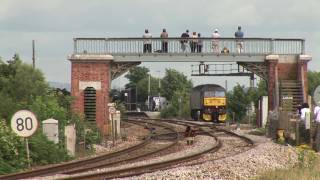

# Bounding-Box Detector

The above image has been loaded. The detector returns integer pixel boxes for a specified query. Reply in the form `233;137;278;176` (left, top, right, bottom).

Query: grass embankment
256;146;320;180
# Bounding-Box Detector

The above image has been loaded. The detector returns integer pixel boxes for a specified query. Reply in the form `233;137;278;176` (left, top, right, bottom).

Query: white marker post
109;106;116;146
11;110;38;168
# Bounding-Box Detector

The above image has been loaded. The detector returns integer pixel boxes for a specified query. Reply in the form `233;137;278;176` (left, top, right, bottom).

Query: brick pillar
298;55;312;103
266;55;279;110
69;56;113;135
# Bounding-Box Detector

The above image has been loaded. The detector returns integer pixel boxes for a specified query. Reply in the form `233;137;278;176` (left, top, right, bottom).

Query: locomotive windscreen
204;90;225;97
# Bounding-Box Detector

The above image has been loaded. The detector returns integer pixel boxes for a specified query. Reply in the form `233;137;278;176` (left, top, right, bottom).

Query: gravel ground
123;129;298;180
30;125;299;180
44;135;217;180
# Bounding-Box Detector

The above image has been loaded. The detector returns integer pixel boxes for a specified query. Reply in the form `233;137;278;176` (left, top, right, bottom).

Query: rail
73;37;305;55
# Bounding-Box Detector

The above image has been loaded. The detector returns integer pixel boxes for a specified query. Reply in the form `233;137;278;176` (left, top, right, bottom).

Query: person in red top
160;28;168;53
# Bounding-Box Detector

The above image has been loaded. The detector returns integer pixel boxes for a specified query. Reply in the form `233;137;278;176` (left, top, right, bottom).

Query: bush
0;120;27;174
29;132;71;165
161;89;190;119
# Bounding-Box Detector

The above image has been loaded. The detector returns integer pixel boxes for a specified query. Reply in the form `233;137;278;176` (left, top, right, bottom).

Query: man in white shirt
300;103;311;144
314;102;320;151
143;29;152;53
212;29;221;54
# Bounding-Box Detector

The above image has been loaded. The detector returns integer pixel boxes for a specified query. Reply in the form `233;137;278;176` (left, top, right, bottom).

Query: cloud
0;0;319;84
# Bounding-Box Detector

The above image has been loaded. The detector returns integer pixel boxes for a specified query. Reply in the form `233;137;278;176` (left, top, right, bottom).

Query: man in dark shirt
180;29;189;52
235;26;244;53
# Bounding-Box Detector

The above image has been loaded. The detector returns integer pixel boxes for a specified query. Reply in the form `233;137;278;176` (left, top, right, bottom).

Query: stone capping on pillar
68;54;114;62
265;54;279;61
79;81;102;90
299;55;312;61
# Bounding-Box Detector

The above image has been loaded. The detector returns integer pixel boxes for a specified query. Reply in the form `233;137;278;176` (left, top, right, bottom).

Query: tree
161;89;191;119
226;79;268;122
227;84;250;122
125;66;149;88
308;71;320;95
136;76;160;102
0;120;27;174
161;69;193;101
0;55;48;121
0;54;87;174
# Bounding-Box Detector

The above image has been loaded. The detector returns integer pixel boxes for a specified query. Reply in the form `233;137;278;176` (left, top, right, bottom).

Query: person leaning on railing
212;29;221;54
235;26;244;53
160;28;168;53
143;29;152;53
196;33;203;53
180;29;189;52
190;32;198;53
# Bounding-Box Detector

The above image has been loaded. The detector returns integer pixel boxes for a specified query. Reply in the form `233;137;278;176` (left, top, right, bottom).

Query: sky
0;0;319;90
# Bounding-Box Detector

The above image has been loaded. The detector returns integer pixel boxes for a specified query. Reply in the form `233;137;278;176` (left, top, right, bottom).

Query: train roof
192;84;225;92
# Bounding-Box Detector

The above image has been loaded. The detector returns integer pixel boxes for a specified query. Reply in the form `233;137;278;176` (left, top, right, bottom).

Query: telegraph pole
32;40;35;68
148;74;151;110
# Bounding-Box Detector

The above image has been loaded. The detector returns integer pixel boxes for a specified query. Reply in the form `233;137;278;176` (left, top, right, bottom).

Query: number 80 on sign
11;110;38;137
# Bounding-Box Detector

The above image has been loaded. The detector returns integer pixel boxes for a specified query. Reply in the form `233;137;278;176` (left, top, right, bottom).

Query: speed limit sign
11;110;38;137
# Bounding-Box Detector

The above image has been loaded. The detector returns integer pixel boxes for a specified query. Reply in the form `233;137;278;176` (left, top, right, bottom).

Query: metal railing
191;63;251;75
73;37;305;55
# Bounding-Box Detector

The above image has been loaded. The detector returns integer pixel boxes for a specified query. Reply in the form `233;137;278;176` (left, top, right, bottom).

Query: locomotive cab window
215;91;225;97
84;87;96;121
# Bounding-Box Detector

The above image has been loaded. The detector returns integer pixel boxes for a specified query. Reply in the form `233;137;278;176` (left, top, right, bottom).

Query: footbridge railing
73;37;305;55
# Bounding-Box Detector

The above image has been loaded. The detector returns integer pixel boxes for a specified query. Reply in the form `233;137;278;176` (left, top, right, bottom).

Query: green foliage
0;54;100;174
125;66;149;88
0;55;48;121
227;84;249;122
136;76;160;102
308;71;320;95
227;80;267;122
29;132;71;165
0;120;27;174
161;69;193;101
161;89;191;119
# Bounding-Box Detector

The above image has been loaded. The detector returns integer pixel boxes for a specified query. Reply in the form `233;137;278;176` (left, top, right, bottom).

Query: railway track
1;118;255;180
0;119;179;180
55;125;221;180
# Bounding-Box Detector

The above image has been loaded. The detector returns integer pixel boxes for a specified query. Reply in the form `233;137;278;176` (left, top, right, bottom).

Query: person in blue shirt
235;26;244;53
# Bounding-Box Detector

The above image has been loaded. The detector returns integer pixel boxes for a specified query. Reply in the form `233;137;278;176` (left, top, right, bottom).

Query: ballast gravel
123;130;298;180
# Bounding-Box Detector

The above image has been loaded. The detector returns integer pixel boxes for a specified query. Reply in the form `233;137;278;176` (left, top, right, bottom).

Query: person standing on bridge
143;29;152;53
180;29;189;52
196;33;203;53
160;28;168;53
212;29;221;54
190;32;198;53
235;26;244;53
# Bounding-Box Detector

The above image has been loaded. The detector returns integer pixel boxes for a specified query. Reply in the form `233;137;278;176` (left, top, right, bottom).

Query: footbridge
68;37;311;134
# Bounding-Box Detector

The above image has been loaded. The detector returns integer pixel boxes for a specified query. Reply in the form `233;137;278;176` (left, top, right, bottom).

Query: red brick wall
277;63;297;80
298;60;309;102
71;61;110;133
267;60;278;110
